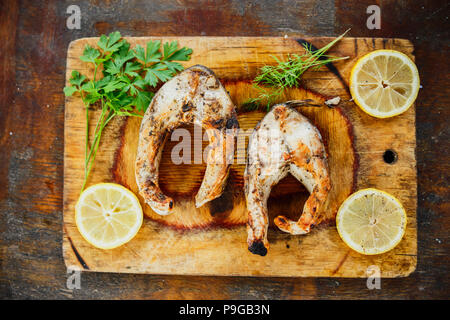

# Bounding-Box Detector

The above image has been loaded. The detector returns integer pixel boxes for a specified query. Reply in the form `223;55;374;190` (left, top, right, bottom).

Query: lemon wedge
349;50;420;118
336;188;407;255
75;183;143;249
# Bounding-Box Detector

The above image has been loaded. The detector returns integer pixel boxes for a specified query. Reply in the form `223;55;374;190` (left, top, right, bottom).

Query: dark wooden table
0;0;448;299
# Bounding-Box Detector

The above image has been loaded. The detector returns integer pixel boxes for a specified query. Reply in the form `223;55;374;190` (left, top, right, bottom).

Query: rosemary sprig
243;30;350;111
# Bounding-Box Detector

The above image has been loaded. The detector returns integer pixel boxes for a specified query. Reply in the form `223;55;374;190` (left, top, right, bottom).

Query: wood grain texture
1;0;448;299
63;36;416;277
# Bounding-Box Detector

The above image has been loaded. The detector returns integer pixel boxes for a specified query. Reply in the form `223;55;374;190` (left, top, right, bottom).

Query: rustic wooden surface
64;36;416;277
0;0;448;298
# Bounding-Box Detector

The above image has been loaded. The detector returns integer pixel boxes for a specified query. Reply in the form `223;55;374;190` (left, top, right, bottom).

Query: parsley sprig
64;31;192;190
243;30;349;111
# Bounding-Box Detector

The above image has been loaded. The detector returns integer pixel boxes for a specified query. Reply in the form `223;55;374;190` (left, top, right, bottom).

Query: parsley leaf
124;62;141;77
145;40;162;63
161;41;192;73
80;45;101;63
132;45;146;63
102;78;126;93
84;92;102;104
133;41;162;65
164;61;185;73
144;64;173;87
69;70;86;87
134;91;154;112
81;81;97;93
63;86;78;96
103;60;122;75
97;31;123;54
64;71;87;96
163;41;193;61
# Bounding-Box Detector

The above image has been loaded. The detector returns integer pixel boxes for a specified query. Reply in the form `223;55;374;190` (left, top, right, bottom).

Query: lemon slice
336;188;407;255
75;183;143;249
349;50;420;118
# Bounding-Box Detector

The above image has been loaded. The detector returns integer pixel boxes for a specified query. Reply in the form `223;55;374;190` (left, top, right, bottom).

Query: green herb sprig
243;30;349;111
64;31;192;191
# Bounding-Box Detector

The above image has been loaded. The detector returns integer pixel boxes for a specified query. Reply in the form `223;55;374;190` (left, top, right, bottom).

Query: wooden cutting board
63;36;417;277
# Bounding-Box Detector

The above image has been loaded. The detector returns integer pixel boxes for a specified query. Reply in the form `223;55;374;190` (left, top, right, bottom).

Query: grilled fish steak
245;104;331;256
135;65;238;215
